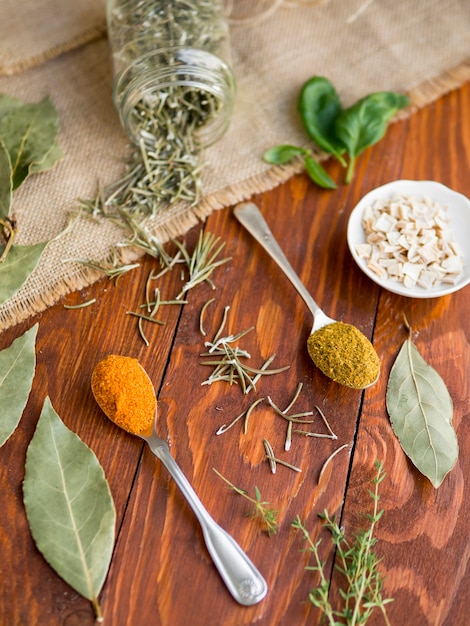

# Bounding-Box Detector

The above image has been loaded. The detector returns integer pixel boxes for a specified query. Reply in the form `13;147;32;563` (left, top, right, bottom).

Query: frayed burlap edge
0;25;107;77
0;58;469;332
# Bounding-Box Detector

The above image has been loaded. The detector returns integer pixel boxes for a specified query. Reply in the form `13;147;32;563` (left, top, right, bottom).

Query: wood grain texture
0;82;469;626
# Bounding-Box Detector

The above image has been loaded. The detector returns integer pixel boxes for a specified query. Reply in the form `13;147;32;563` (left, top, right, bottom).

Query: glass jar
106;0;237;149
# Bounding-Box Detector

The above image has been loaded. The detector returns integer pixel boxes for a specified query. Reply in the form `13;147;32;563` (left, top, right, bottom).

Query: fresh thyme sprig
292;461;393;626
213;469;280;536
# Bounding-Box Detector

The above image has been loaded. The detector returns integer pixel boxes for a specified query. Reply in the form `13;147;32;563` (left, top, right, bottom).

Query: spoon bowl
91;354;268;606
233;202;380;389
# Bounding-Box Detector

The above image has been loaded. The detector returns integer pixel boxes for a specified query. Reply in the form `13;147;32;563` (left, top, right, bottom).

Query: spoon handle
146;435;268;606
234;202;328;324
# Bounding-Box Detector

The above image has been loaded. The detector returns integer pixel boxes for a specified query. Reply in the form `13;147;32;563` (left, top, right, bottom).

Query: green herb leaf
0;323;38;447
0;242;47;305
0;94;24;118
386;338;458;488
297;76;346;163
0;96;60;189
0;139;12;220
335;91;409;183
304;153;337;189
23;397;116;619
29;140;63;176
263;144;306;165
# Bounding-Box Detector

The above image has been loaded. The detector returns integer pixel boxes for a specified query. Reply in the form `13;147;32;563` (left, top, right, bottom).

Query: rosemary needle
199;297;216;336
64;298;97;309
318;444;349;485
263;438;302;474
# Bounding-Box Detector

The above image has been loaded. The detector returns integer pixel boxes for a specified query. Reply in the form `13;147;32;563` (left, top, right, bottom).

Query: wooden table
1;81;469;626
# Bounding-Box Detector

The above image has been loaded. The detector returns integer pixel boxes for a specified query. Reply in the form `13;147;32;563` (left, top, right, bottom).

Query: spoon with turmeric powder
91;354;268;606
234;202;380;389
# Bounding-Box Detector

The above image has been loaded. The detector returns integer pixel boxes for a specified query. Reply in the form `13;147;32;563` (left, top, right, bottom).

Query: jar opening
113;47;236;148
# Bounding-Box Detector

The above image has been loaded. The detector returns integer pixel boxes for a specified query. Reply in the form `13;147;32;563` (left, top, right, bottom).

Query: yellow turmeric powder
91;354;156;435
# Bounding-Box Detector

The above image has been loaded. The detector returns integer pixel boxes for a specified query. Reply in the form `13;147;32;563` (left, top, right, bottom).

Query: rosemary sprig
173;230;231;299
200;306;289;393
292;461;393;626
213;469;280;536
64;257;141;281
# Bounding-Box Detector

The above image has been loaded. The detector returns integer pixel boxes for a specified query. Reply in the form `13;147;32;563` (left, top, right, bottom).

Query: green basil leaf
335;92;409;182
386;338;458;488
0;242;48;306
297;76;345;162
0;96;60;189
263;144;306;165
0;139;12;220
304;153;337;189
23;397;116;616
0;323;38;447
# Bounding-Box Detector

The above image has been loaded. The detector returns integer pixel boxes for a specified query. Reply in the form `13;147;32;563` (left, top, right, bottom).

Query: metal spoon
233;202;380;389
140;419;268;605
91;357;268;607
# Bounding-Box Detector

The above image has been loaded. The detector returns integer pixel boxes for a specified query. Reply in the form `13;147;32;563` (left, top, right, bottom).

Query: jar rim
113;47;237;147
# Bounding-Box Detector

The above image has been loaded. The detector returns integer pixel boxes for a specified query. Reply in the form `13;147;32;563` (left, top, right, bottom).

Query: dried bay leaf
0;241;48;305
29;140;64;176
0;94;24;118
0;323;38;446
23;397;116;619
0;96;61;189
0;139;12;220
386;338;458;488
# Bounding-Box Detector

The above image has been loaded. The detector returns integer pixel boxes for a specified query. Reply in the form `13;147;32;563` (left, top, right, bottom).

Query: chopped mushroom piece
356;193;463;290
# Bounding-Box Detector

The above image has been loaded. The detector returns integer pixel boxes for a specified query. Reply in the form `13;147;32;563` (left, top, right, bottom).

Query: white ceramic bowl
347;180;470;298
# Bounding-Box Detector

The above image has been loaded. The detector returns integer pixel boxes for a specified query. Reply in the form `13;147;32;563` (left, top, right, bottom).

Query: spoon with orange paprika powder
91;354;267;606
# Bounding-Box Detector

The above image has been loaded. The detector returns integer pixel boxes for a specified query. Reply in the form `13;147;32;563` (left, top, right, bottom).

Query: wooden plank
0;81;468;625
335;83;470;626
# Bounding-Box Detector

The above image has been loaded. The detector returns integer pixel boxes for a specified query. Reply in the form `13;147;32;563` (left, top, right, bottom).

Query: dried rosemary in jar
307;322;380;389
106;0;236;208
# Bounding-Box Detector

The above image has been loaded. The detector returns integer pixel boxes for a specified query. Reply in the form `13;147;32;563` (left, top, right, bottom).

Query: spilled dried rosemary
107;0;234;210
200;305;289;393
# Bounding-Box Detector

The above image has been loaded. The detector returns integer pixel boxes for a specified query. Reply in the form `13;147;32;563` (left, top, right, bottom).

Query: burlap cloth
0;0;469;331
